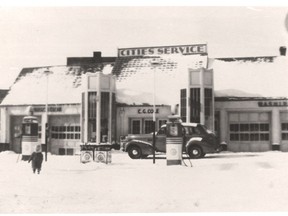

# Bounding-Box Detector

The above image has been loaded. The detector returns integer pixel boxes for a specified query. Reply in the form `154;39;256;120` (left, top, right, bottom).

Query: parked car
121;122;221;159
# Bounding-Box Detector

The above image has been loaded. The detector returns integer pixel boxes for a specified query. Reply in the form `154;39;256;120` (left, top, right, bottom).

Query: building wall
1;104;81;154
116;105;172;140
215;99;288;152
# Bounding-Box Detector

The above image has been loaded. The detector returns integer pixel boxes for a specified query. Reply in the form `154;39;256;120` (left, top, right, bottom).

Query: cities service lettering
118;44;207;57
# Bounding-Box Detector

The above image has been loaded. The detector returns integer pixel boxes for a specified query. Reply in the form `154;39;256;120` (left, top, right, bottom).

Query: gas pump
21;116;39;161
166;115;183;165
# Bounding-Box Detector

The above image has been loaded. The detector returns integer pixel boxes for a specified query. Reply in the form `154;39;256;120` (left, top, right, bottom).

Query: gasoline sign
169;125;179;137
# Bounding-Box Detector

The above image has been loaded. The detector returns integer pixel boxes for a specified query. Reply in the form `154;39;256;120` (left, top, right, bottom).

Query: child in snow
28;145;44;174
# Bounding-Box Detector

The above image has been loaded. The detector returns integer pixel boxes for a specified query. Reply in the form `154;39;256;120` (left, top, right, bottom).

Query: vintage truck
121;122;221;159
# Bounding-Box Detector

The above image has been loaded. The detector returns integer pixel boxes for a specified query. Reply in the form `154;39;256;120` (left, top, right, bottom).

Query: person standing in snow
28;145;44;174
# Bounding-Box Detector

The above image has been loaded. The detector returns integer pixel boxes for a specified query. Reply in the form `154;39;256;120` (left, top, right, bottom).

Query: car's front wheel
188;145;203;159
128;145;142;159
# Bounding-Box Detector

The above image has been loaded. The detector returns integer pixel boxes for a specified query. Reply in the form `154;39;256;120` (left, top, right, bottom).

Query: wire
182;153;193;167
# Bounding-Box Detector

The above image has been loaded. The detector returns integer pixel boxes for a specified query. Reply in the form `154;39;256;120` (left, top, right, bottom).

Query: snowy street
1;150;288;213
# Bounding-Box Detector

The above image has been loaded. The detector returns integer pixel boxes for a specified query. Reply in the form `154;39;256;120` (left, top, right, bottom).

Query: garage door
49;115;81;155
228;112;270;152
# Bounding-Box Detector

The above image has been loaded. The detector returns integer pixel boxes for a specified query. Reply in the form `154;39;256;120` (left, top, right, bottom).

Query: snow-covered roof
113;54;208;106
3;51;287;107
113;53;288;105
1;64;113;106
212;55;288;98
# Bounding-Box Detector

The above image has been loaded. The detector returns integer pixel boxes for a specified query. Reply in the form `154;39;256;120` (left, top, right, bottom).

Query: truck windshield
200;125;213;134
157;127;166;135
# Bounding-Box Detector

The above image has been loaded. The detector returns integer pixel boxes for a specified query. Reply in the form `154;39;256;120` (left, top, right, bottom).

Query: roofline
118;43;207;50
214;56;276;62
0;103;80;107
116;103;171;107
215;97;288;102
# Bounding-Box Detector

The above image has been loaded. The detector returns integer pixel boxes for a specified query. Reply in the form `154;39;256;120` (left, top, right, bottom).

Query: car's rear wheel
128;146;142;159
188;145;203;159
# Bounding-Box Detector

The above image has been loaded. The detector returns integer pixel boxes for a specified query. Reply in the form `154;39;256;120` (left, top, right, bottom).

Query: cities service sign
118;44;207;57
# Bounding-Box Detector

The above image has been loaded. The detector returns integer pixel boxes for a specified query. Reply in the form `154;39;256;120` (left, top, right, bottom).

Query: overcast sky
0;5;288;88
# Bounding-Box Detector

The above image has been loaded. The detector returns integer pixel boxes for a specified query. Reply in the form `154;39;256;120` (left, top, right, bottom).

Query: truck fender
185;137;209;153
126;140;154;155
186;137;202;147
185;139;202;152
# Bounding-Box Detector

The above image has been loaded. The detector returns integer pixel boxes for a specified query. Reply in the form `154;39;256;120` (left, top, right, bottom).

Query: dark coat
28;152;43;170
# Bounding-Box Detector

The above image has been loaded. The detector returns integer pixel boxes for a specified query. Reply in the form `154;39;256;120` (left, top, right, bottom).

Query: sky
0;3;288;88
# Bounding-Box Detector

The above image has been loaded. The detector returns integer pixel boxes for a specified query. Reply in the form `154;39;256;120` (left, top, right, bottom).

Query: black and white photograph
1;0;288;214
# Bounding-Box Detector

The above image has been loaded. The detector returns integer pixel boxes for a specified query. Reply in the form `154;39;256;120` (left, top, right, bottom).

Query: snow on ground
1;150;288;213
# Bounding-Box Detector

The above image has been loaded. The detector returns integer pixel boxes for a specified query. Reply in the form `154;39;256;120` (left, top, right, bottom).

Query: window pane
230;133;239;141
240;133;249;141
282;133;288;140
250;124;259;131
158;127;166;135
132;120;141;134
260;124;269;131
240;124;249;132
230;124;239;132
67;126;74;132
59;126;66;132
144;120;154;134
250;133;259;141
159;120;167;127
260;133;269;141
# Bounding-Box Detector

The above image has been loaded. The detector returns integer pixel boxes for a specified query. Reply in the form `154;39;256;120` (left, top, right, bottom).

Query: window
194;126;205;135
204;88;213;117
38;125;42;139
131;120;141;134
281;123;288;140
157;127;166;135
88;92;97;118
230;124;239;132
51;125;81;140
230;123;269;141
180;89;187;122
184;127;190;135
190;88;200;123
158;120;167;128
144;120;154;134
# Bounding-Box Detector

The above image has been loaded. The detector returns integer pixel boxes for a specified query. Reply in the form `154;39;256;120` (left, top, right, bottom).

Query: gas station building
1;44;288;155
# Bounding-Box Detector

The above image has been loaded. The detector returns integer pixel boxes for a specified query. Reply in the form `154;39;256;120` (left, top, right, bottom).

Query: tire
128;146;142;159
188;145;203;159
